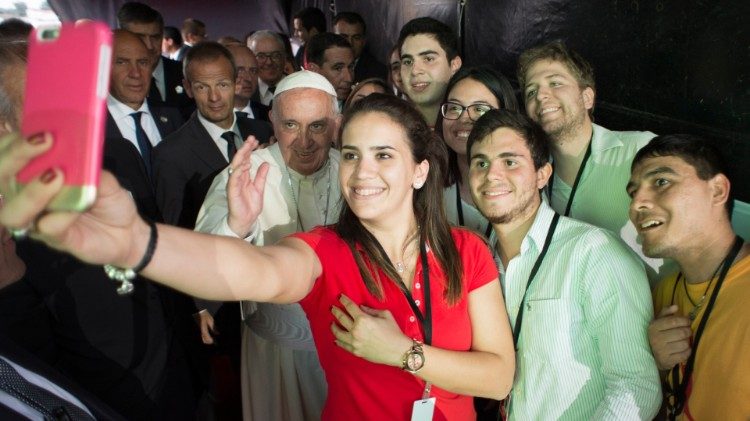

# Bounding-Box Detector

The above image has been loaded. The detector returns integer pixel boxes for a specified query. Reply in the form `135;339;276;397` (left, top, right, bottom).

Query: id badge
411;397;436;421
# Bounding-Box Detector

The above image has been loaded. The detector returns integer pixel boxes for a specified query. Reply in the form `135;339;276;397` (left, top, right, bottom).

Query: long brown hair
335;93;463;304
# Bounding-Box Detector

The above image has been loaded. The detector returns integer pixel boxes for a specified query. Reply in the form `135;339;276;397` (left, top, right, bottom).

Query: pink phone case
19;21;112;210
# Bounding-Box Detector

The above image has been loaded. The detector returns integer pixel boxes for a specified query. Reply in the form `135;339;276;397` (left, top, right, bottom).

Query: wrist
227;216;253;239
124;218;154;267
400;338;426;373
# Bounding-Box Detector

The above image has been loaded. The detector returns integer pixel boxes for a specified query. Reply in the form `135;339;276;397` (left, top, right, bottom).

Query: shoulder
161;56;183;74
291;226;345;255
238;117;273;141
156;115;199;149
558;216;641;265
596;124;656;150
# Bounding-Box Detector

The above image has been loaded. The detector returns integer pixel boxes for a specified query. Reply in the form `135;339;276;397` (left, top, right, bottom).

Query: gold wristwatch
401;339;425;373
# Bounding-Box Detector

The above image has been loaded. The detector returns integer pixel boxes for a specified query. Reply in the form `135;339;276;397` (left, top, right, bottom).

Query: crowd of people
0;2;748;421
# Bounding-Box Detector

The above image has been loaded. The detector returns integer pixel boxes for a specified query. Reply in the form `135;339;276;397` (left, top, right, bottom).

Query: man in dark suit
227;44;270;122
0;37;198;420
334;12;388;82
292;7;326;69
117;2;196;120
0;334;127;421
106;30;184;178
153;42;272;229
247;30;287;106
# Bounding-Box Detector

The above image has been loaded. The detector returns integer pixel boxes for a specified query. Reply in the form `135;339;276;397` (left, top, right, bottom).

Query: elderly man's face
249;37;285;86
228;45;259;103
110;33;152;110
271;88;339;175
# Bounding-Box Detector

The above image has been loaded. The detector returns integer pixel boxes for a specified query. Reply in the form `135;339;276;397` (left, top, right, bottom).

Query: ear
412;159;430;189
581;86;595;111
307;62;320;72
183;78;194;99
536;162;553;190
330;114;343;146
709;173;731;209
449;55;462;75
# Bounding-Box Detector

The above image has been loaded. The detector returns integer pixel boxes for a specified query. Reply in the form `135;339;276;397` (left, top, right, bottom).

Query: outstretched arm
0;132;319;303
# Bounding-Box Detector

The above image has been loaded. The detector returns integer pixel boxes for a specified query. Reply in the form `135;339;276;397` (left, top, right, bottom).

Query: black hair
632;134;734;215
117;2;164;30
293;7;327;33
163;26;182;46
333;12;366;35
397;17;458;61
467;109;550;170
304;32;351;67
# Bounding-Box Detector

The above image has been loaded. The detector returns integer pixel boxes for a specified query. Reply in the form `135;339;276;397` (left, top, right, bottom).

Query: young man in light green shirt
468;109;661;420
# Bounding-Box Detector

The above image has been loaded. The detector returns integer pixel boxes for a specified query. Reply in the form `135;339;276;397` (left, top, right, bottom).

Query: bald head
226;44;258;106
110;29;152;110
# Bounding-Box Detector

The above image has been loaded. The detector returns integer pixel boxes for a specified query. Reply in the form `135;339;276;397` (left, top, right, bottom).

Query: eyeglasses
255;52;284;62
440;102;494;121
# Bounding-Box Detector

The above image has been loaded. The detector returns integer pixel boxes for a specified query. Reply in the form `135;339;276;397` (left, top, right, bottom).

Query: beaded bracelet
103;220;158;295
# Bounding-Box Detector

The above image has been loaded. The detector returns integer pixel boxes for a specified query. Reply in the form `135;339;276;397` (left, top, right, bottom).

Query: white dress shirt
490;200;661;420
196;112;241;162
106;95;163;154
256;79;275;106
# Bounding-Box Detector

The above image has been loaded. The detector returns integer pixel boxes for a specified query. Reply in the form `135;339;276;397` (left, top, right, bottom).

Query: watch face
407;352;424;371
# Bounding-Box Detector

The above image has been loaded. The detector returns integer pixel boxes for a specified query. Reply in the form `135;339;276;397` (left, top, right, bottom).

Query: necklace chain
284;161;332;232
681;255;729;321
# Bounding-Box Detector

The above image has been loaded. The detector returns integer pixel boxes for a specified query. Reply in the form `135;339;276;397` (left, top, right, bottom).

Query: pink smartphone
18;21;112;211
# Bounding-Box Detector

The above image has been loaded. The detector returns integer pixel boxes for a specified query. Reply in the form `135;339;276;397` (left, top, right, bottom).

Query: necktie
268;85;276;95
0;357;95;420
221;131;237;162
130;112;153;178
235;111;249;119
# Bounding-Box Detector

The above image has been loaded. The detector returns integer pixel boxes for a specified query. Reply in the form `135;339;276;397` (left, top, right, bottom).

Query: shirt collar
591;123;623;153
489;199;556;270
197;111;239;140
106;94;151;120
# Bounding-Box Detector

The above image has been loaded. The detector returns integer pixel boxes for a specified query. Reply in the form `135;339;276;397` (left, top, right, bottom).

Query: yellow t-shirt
653;254;750;420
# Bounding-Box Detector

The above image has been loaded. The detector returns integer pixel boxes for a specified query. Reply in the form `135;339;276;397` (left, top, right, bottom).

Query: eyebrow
401;49;440;60
470;151;523;160
625;166;678;192
340;145;397;151
524;73;567;89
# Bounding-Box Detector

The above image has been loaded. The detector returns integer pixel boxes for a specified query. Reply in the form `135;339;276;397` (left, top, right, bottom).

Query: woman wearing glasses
437;67;518;236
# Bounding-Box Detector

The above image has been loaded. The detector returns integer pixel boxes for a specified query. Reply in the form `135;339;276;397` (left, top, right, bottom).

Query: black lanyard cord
667;236;744;420
511;213;561;350
548;136;593;217
393;242;432;346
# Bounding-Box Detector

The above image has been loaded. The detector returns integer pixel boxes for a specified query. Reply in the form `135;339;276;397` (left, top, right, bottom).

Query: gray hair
246;30;285;54
0;41;27;128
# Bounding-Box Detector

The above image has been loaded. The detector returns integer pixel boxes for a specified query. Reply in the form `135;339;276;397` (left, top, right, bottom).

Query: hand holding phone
18;21;112;211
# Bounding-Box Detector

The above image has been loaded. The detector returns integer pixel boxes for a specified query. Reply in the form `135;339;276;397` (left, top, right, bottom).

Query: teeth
412;82;428;88
640;220;662;229
540;107;559;115
354;188;383;196
483;190;510;197
456;131;471;138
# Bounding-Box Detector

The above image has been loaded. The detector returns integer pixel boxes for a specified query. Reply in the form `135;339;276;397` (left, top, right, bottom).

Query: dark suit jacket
0;335;127;421
354;48;388;82
152;113;273;228
105;102;184;143
7;137;197;420
149;57;196;120
250;100;271;122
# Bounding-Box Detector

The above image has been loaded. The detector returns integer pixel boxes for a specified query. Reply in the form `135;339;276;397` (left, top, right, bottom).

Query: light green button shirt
547;124;678;284
491;200;661;420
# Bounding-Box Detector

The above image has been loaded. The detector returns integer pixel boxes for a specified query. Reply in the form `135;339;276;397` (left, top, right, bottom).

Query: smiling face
185;57;236;129
522;59;593;141
442;77;500;157
627;155;727;259
400;34;461;111
272;88;338;175
249;36;285;86
469;127;550;226
339;111;429;226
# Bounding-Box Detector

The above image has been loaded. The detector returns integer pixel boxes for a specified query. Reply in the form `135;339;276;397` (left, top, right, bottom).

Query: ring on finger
228;167;234;175
9;226;29;239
